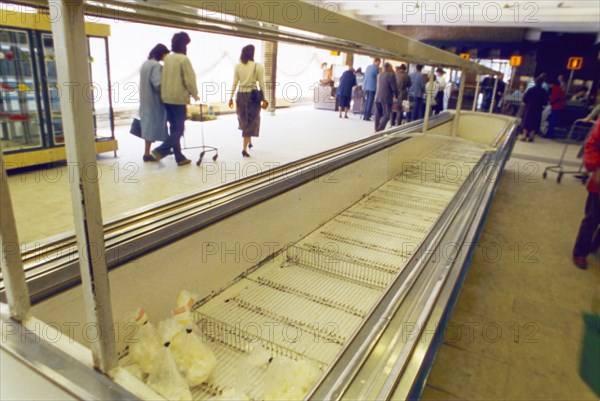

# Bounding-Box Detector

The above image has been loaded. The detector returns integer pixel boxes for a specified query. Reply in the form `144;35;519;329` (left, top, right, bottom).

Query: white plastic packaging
147;346;193;401
172;290;199;328
159;318;185;344
127;309;162;374
263;358;321;401
176;290;199;310
235;344;271;390
171;329;217;386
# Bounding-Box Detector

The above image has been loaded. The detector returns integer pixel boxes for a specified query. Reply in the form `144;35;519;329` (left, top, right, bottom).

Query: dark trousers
374;102;393;132
391;106;403;126
363;91;376;120
574;192;600;257
434;91;444;114
409;96;424;122
546;109;562;138
154;104;187;162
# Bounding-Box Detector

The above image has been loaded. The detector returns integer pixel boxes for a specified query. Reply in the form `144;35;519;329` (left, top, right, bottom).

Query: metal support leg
49;0;117;373
451;69;466;138
423;68;435;133
472;77;480;112
263;40;278;115
0;151;31;321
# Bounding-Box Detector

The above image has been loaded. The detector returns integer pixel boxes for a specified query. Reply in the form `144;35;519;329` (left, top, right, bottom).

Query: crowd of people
518;72;597;142
512;73;599;270
137;32;268;165
331;58;452;132
138;38;597;162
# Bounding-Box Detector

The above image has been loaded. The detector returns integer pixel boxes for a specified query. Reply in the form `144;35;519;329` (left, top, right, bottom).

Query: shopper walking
139;44;170;162
408;64;426;121
336;67;357;119
425;75;439;117
480;75;494;112
573;118;600;270
392;64;411;126
520;76;548;142
229;44;268;157
152;32;199;166
434;68;447;114
362;58;381;121
546;78;567;138
373;63;398;132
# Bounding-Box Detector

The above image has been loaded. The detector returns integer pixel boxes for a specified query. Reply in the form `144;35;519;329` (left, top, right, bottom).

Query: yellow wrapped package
171;329;217;387
147;345;193;401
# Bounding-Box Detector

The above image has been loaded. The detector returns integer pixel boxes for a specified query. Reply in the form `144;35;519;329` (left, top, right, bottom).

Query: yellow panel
0;9;110;36
509;55;522;67
567;57;584;71
4;140;118;169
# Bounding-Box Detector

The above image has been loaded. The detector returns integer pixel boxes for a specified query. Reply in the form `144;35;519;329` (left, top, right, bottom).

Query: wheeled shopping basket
543;119;595;184
183;104;219;166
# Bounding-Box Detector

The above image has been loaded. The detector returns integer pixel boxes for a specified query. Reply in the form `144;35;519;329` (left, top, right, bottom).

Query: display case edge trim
0;10;111;37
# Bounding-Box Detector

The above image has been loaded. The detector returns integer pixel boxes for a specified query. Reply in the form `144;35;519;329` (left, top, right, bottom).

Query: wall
534;32;600;87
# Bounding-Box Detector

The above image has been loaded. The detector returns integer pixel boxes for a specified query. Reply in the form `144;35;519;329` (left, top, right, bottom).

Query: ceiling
334;1;600;33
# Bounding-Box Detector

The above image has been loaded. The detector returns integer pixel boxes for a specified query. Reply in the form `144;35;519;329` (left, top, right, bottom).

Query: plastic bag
176;290;199;310
127;309;162;374
125;307;148;326
171;329;217;386
263;358;321;401
159;317;185;344
147;346;192;401
243;344;271;368
172;290;199;329
235;344;271;390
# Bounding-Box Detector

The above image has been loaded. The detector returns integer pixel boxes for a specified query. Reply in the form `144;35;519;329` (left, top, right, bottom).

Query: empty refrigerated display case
2;111;518;400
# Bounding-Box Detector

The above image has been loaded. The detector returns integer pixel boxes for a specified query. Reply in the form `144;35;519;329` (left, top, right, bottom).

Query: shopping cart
543;119;595;184
184;104;218;166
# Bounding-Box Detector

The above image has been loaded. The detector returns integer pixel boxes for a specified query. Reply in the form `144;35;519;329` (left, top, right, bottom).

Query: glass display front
40;33;63;144
88;36;113;139
0;28;43;151
1;26;113;155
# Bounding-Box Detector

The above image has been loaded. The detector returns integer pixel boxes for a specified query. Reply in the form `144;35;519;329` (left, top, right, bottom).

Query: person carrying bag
229;44;269;158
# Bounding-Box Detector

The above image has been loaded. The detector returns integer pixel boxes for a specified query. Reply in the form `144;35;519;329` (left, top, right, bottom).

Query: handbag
130;118;142;137
249;63;264;103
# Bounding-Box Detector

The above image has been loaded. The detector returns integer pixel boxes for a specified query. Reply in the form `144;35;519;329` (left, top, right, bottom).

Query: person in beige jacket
152;32;199;166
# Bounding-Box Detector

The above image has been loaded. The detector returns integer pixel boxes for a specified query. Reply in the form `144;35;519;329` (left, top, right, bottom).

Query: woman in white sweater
229;45;269;157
